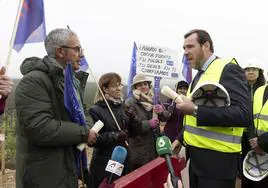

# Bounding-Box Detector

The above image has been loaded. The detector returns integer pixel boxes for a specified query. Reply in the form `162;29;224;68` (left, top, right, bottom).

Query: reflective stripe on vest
185;125;241;144
184;58;243;153
253;84;268;136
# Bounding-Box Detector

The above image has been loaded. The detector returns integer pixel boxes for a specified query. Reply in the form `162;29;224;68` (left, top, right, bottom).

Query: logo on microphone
105;160;124;176
158;137;166;148
156;136;172;156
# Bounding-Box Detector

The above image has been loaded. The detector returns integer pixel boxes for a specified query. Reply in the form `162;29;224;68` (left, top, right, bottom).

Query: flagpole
5;0;24;71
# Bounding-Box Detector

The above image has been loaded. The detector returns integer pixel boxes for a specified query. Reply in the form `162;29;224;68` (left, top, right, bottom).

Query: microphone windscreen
111;146;127;164
156;136;172;156
161;86;183;103
91;120;104;133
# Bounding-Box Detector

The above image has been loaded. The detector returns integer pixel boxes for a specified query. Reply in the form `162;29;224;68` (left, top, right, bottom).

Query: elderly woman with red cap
125;73;169;170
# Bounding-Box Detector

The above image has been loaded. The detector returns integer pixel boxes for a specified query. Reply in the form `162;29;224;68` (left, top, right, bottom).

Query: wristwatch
192;105;198;117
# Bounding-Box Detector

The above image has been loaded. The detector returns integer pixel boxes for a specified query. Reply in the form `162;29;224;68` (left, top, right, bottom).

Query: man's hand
163;173;183;188
249;137;265;155
0;67;13;99
172;139;182;158
87;129;98;146
176;98;195;115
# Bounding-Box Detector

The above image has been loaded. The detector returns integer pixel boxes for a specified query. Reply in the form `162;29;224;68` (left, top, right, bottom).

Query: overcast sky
0;0;268;83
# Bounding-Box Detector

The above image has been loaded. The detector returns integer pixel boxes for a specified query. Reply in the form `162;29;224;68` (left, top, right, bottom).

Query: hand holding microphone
161;86;184;104
156;136;180;188
77;120;104;151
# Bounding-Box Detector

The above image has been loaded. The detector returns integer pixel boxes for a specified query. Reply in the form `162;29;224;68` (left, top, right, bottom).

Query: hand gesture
148;118;159;129
153;104;164;114
87;129;98;146
0;67;13;99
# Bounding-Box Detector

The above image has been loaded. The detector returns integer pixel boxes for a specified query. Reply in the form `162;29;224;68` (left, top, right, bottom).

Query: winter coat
124;97;168;169
88;100;140;188
163;100;185;142
15;56;90;188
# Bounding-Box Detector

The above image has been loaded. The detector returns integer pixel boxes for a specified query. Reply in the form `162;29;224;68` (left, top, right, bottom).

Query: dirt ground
0;147;93;188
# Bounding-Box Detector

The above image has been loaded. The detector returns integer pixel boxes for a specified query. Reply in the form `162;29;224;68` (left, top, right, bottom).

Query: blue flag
13;0;46;52
77;57;89;72
127;42;137;98
64;63;87;176
182;55;192;83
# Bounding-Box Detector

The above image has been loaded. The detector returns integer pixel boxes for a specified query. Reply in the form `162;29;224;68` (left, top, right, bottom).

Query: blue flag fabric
64;63;87;176
77;57;89;72
127;42;137;98
182;55;192;83
13;0;46;52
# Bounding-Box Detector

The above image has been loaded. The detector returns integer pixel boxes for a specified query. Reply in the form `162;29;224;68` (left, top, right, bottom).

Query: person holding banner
125;73;169;170
88;72;142;188
15;28;98;188
173;29;251;188
0;66;13;114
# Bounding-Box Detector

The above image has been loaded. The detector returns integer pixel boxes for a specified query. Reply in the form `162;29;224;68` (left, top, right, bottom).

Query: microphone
77;120;104;151
156;136;179;188
161;86;183;103
105;146;128;184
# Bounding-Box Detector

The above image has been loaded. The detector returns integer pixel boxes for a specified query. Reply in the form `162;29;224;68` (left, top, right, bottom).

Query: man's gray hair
44;28;77;56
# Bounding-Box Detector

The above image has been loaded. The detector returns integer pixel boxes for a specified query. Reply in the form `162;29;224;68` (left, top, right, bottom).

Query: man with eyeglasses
15;28;98;188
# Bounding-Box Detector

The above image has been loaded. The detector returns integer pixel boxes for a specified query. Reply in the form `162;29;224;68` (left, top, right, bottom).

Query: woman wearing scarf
125;74;169;170
88;72;141;188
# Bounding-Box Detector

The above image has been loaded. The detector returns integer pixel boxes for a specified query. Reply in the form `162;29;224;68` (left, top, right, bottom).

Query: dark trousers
242;176;268;188
189;162;236;188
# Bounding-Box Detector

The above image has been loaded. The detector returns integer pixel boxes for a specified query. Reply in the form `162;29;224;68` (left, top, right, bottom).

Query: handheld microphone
77;120;104;151
156;136;179;188
105;146;128;184
161;86;183;103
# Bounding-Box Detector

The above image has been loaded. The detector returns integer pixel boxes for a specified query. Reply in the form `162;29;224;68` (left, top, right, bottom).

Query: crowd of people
0;27;266;188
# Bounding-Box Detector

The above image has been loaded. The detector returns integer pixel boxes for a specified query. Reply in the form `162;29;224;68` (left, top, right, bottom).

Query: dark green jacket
15;56;89;188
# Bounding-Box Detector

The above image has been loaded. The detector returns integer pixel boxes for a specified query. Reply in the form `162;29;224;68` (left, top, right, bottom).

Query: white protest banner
136;43;179;79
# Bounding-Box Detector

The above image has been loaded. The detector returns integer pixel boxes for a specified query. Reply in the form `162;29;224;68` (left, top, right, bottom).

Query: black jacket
88;100;141;188
15;56;89;188
189;60;252;179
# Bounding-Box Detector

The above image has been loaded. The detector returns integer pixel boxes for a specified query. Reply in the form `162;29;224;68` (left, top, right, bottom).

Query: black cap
176;81;189;89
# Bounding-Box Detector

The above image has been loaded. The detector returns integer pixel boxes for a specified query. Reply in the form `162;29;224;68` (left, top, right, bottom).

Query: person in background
88;72;141;188
246;83;268;187
241;59;266;188
173;29;251;188
15;28;98;188
244;59;266;99
164;80;189;142
125;73;169;170
0;66;13;115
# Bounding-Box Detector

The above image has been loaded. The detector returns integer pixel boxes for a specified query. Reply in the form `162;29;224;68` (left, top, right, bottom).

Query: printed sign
136;43;179;79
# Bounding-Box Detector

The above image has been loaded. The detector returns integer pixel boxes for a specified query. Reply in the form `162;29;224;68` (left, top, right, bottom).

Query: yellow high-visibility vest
184;58;244;153
253;84;268;136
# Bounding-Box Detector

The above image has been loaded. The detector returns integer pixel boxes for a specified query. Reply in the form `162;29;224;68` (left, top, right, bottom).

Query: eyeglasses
60;46;84;54
109;83;124;89
245;68;259;72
